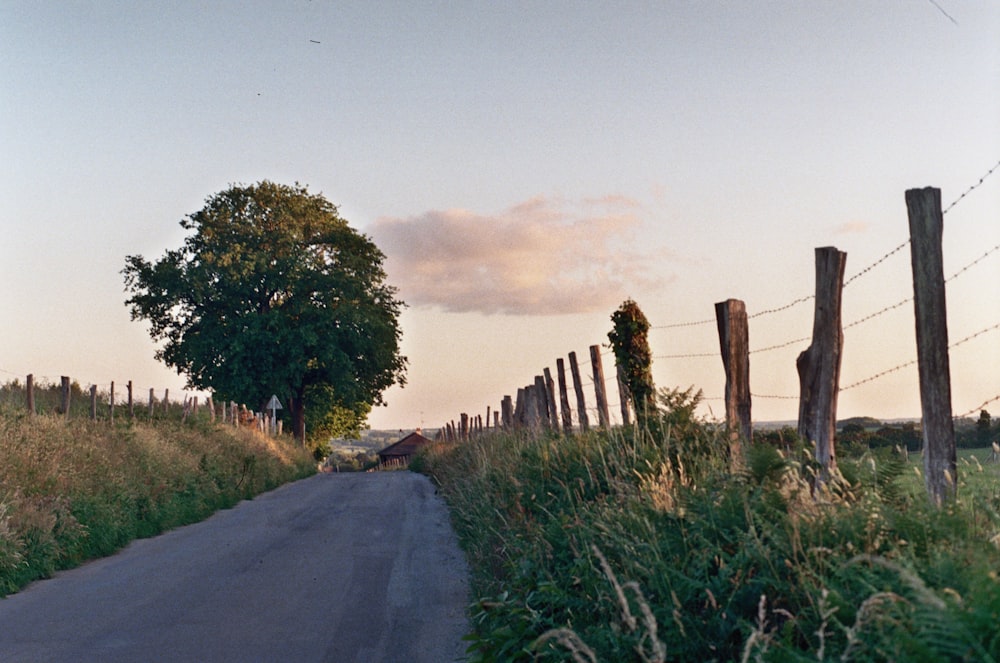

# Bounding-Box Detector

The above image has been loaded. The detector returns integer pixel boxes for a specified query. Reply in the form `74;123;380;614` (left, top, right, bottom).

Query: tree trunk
289;391;307;444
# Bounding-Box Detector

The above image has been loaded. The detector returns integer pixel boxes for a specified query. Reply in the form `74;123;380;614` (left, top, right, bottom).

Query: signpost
266;395;283;436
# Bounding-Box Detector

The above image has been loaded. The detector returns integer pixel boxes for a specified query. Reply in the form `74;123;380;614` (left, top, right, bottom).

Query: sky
2;2;998;432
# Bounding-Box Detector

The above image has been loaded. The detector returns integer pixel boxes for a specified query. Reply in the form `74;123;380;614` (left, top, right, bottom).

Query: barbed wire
750;336;811;354
651;159;999;331
842;321;1000;392
843;240;909;288
751;393;799;401
651;318;715;330
942;158;1000;215
947;242;1000;282
956;395;1000;419
844;297;911;331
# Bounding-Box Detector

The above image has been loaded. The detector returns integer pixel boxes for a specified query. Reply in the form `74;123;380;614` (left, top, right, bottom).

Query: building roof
377;431;433;458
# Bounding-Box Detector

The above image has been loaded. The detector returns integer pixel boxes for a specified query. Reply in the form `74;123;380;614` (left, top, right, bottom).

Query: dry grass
0;409;315;596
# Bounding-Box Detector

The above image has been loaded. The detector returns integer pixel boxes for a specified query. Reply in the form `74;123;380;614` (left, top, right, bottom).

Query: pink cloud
370;196;666;315
833;220;871;235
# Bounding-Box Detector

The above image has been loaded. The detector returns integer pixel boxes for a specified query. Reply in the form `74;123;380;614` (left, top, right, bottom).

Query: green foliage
608;299;656;421
122;181;407;439
419;389;1000;662
0;408;315;597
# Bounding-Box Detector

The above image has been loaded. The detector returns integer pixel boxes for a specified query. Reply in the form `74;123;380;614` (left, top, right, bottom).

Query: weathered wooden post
569;351;590;431
501;395;513;428
149;387;155;418
109;381;115;423
527;378;541;429
543;368;559;430
163;388;170;414
796;247;847;479
26;374;35;416
460;413;469;440
907;187;957;506
127;381;134;419
716;298;751;464
530;377;543;428
590;345;610;428
90;385;98;421
60;376;71;420
556;358;573;433
513;388;525;428
615;363;632;427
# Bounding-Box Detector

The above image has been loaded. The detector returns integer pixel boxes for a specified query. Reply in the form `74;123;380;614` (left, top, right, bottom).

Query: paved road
0;472;470;662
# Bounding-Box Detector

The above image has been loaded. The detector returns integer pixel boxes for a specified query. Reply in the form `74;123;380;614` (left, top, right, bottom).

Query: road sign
266;395;283;411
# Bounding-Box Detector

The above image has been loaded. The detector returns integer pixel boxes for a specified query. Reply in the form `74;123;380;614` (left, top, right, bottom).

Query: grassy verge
0;408;315;597
417;392;1000;662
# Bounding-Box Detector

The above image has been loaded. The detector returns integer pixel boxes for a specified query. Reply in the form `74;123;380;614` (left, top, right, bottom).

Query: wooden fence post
460;413;469;440
569;351;590;431
110;381;115;424
163;388;169;414
556;358;573;433
543;368;559;430
527;383;539;429
90;385;98;421
532;375;551;429
60;376;71;420
716;298;751;464
127;381;134;419
590;345;610;428
907;186;957;506
519;387;528;428
149;387;155;417
501;395;513;428
796;247;847;480
615;363;632;427
26;374;35;416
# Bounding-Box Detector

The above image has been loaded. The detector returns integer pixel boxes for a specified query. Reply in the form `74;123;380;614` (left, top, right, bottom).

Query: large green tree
123;181;407;442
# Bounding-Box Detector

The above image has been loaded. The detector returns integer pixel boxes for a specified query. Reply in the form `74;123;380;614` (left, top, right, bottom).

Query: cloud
833;220;870;235
369;195;666;315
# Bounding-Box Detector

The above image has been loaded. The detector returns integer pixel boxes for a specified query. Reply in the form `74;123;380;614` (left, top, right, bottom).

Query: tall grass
417;389;1000;662
0;400;315;597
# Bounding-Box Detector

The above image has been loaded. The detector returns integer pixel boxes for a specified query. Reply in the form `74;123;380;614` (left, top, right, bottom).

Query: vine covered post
608;299;656;426
796;247;847;481
906;186;956;506
715;298;751;465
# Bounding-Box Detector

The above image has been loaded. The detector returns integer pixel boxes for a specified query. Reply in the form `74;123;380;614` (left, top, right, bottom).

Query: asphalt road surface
0;472;470;663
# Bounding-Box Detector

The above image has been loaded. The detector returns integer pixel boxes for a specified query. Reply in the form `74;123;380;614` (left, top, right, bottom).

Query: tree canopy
123;181;407;442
